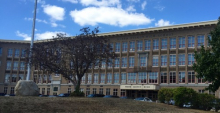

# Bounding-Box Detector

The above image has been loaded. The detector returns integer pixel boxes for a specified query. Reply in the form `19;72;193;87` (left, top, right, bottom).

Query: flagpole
26;0;37;80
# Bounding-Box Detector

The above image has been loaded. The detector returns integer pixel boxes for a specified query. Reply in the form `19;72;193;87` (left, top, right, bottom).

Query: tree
193;17;220;92
27;27;115;93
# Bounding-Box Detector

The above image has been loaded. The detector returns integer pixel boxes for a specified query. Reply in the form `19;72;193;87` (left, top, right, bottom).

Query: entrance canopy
120;85;159;90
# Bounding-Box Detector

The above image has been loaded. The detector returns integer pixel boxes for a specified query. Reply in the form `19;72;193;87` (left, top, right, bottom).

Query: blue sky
0;0;220;40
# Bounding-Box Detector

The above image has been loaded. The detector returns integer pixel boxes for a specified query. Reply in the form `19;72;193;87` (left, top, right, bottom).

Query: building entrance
126;90;158;101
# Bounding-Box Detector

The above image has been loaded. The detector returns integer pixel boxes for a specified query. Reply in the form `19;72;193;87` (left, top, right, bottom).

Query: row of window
111;35;209;52
4;74;24;83
81;71;205;84
6;61;25;70
83;88;124;96
6;49;26;57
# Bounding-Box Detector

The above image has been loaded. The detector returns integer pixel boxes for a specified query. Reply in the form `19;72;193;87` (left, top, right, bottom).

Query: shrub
194;93;215;110
70;91;85;97
173;87;197;107
158;88;174;103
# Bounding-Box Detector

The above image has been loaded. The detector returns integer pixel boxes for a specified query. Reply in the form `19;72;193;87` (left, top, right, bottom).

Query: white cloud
126;5;136;12
70;7;153;27
16;31;31;40
80;0;121;7
42;5;65;21
141;1;147;10
154;5;165;11
127;0;139;2
155;19;172;27
62;0;78;4
16;31;69;40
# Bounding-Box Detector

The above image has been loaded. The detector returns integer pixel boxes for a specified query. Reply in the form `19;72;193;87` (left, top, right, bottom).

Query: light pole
26;0;37;80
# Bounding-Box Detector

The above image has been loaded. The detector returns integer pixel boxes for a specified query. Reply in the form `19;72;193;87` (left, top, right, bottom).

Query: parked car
87;94;105;97
183;102;192;108
0;93;6;96
120;96;128;99
57;93;70;97
103;95;119;98
39;95;49;97
169;99;175;105
48;95;57;97
134;97;152;102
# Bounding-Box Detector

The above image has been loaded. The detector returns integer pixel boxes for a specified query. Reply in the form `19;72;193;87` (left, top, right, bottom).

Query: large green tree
27;27;115;93
193;17;220;92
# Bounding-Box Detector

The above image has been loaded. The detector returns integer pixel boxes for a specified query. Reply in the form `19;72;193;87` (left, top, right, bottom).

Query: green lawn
0;96;212;113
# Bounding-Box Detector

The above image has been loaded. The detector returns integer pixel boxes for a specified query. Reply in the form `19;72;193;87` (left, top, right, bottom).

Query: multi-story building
0;20;218;100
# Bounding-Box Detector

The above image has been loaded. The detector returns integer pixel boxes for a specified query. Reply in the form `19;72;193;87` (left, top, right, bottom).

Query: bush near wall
70;91;85;97
158;88;174;103
194;93;215;110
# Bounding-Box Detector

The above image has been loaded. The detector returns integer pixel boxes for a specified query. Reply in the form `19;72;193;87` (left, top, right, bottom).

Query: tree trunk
74;79;81;92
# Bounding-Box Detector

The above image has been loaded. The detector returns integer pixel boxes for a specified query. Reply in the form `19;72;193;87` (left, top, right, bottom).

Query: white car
134;97;153;102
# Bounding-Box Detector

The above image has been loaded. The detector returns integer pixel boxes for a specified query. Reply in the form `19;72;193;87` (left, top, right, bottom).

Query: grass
0;96;212;113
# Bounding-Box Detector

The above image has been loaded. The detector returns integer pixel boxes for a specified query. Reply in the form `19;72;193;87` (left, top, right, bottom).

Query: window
129;57;134;67
19;74;24;80
53;87;58;91
199;90;205;94
137;40;143;51
86;88;90;96
5;74;10;83
7;49;13;57
114;58;120;68
188;71;195;83
197;35;204;47
179;72;185;83
13;61;18;70
170;38;176;48
43;75;47;83
93;88;96;94
178;54;185;65
100;73;105;83
208;35;212;46
81;88;84;92
42;88;45;95
170;55;176;66
140;56;146;66
128;73;136;83
106;88;110;95
209;90;215;96
101;61;106;68
0;47;2;56
47;88;50;95
107;73;112;83
145;40;151;50
113;89;118;96
160;72;167;83
188;53;195;65
99;88;103;94
55;73;60;77
115;43;120;52
198;77;206;83
188;36;195;47
138;72;147;83
122;42;128;52
153;56;158;66
67;88;71;94
130;41;135;51
4;87;7;94
114;73;119;83
48;75;51;83
12;75;16;82
153;39;159;50
161;39;167;49
10;87;14;94
149;72;158;83
14;49;20;57
121;57;127;67
20;62;25;70
93;73;98;83
6;61;11;70
121;89;126;97
68;75;73;84
21;49;26;57
179;37;185;48
108;59;113;68
161;55;167;66
169;72;176;83
88;74;92;83
38;75;42;83
121;73;126;83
